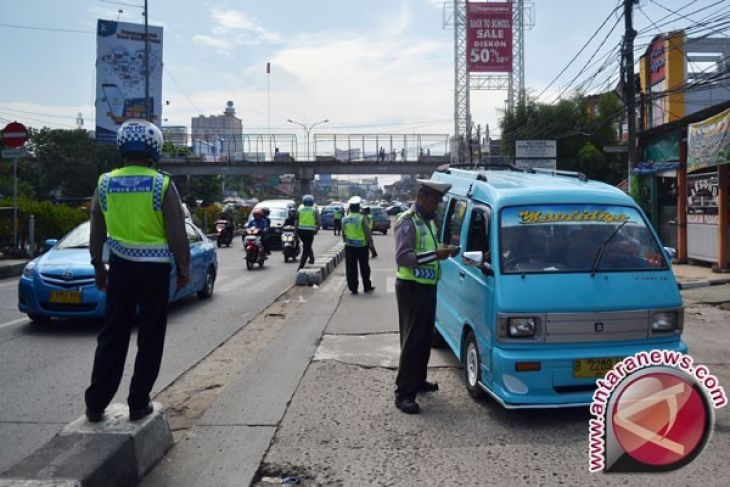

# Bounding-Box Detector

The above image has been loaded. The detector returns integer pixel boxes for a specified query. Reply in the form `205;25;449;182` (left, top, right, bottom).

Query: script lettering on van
517;210;630;225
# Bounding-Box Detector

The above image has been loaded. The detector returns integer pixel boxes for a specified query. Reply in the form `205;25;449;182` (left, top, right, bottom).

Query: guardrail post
28;214;35;258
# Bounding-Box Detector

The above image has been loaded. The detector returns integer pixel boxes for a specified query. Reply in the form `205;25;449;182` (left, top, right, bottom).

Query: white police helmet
117;119;164;162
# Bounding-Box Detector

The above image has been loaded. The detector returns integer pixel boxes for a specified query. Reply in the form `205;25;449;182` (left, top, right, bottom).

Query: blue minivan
430;166;686;408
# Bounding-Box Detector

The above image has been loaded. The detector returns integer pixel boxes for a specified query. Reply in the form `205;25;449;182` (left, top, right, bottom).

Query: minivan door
435;197;469;349
459;204;496;379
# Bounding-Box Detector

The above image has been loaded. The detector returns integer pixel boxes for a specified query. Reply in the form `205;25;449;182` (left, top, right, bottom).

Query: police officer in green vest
85;119;190;423
342;196;375;294
333;206;343;236
393;179;457;414
296;194;320;270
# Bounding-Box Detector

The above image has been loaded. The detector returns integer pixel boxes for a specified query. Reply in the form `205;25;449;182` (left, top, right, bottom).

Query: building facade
191;101;243;161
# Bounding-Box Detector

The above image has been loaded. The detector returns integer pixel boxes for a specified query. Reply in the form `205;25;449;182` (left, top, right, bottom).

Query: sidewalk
0;259;27;280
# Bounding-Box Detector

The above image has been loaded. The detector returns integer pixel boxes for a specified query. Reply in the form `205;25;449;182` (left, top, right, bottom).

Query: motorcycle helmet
262;207;270;217
252;208;264;219
302;194;315;206
116;119;163;162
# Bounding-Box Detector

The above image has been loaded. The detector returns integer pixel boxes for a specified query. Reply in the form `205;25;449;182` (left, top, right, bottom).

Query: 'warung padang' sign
687;108;730;173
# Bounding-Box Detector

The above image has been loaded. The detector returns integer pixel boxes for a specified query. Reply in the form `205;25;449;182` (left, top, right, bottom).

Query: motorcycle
281;225;300;263
215;220;234;247
244;227;267;270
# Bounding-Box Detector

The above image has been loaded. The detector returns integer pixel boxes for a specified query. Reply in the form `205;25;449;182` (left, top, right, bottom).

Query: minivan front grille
544;310;649;343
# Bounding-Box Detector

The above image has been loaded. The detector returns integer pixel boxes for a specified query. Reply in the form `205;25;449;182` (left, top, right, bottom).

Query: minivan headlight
508;317;536;337
22;261;36;279
651;311;677;332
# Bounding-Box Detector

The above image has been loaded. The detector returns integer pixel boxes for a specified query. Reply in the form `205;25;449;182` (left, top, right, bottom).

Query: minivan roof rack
436;162;524;174
529;167;588;182
446;167;488;182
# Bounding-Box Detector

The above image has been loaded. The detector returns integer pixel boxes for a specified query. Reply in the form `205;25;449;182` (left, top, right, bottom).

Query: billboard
687;108;730;173
466;2;512;73
516;140;556;158
96;20;163;143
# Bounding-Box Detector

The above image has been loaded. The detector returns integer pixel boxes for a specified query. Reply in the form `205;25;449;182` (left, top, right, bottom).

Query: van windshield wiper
590;219;629;277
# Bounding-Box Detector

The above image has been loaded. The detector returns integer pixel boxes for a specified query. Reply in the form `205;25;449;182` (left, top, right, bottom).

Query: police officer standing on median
342;196;375;294
393;180;456;414
85;119;190;423
296;194;320;270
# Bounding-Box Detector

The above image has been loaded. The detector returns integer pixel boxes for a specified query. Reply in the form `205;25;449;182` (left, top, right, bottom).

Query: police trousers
394;278;437;399
85;254;171;412
344;245;372;293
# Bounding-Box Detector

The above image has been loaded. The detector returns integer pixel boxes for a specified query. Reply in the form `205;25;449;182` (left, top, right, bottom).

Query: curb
678;278;730;290
296;241;345;286
0;262;27;280
0;403;172;487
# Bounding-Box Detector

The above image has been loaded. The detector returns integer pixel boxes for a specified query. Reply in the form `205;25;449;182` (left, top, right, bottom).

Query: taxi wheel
197;267;215;299
464;332;486;400
28;313;50;325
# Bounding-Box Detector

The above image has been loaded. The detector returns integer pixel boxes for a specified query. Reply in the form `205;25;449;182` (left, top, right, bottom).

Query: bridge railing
161;133;451;163
313;134;450;162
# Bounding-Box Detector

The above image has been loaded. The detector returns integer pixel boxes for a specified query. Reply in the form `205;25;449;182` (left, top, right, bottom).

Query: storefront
685;108;730;270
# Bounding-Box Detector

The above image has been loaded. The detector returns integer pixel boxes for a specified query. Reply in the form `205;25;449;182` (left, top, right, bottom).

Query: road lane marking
387;277;396;293
0;317;29;329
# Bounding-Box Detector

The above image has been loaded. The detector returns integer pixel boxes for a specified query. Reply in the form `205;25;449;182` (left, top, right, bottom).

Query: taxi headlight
22;261;36;279
508;317;536;337
651;311;677;332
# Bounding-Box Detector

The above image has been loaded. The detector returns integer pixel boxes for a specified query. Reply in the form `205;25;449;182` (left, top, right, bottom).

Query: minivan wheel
464;332;486;400
197;267;215;299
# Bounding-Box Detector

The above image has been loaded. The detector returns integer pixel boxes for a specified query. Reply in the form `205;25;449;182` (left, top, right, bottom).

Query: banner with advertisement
466;2;512;73
687;108;730;173
686;171;719;225
95;20;163;143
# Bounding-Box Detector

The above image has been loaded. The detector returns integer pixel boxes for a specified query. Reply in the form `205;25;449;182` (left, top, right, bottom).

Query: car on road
247;199;296;250
18;220;218;322
386;204;409;216
320;205;345;230
369;207;391;234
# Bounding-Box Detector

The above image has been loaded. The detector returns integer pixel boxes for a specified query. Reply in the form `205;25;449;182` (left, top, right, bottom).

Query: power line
0;22;94;35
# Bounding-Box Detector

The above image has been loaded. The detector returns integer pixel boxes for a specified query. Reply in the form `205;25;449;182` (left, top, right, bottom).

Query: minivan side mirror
663;246;677;261
463;251;494;277
43;239;58;252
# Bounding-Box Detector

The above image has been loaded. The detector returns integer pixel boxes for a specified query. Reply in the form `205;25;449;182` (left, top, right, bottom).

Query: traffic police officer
333;206;343;236
296;194;319;270
393;179;456;414
85;119;190;422
342;196;375;294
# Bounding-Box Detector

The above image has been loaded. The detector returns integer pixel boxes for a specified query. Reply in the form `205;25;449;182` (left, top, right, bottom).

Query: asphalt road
0;232;340;472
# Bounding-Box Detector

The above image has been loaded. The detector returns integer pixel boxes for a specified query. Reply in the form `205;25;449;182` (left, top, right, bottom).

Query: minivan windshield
499;205;667;274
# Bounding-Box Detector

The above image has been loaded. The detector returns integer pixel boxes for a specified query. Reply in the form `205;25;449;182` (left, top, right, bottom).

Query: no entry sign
2;121;29;148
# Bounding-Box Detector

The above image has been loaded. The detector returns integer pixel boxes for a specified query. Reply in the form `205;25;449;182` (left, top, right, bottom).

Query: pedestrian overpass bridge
158;133;451;178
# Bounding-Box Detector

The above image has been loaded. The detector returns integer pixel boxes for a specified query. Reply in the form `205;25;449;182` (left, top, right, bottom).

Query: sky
0;0;726;160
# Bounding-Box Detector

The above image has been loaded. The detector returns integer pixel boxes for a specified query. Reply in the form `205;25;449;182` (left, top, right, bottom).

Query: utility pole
623;0;638;195
144;0;150;122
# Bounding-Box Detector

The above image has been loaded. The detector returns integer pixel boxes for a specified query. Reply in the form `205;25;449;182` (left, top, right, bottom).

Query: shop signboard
95;19;163;143
686;171;719;225
466;2;512;73
515;140;556;170
687;108;730;173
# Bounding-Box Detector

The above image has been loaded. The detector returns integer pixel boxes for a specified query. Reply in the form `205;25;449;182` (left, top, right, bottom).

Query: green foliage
194;205;222;234
500;93;625;184
0;196;89;249
174;175;222;206
18;128;123;199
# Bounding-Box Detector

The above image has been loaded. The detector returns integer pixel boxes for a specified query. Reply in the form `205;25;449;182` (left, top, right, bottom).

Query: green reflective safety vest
334;209;343;221
342;213;366;247
396;210;439;285
98;165;171;262
297;205;317;230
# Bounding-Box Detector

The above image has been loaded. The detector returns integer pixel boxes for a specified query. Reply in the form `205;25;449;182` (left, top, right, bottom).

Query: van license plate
49;290;82;304
574;358;623;379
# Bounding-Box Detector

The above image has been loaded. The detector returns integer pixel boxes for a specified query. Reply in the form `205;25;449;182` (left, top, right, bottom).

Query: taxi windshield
499;205;667;274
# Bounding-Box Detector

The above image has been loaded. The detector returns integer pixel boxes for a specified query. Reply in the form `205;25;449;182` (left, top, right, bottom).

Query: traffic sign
1;121;29;148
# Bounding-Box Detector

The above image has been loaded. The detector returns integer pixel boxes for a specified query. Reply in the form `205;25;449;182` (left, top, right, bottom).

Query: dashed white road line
0;317;29;329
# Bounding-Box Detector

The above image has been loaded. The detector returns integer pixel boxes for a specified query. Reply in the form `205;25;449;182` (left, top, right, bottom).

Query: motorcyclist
284;208;297;230
262;207;272;254
246;207;270;253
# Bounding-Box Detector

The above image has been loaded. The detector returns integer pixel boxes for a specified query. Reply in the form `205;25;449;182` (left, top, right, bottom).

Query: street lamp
287;118;329;162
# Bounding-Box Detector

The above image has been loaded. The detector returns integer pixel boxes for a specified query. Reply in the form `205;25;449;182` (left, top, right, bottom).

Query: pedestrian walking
393;179;457;414
85;119;190;423
333;206;343;236
296;194;319;270
342;196;375;294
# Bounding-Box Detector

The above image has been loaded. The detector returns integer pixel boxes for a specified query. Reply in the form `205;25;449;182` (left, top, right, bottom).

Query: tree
20;128;122;199
499;93;624;184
